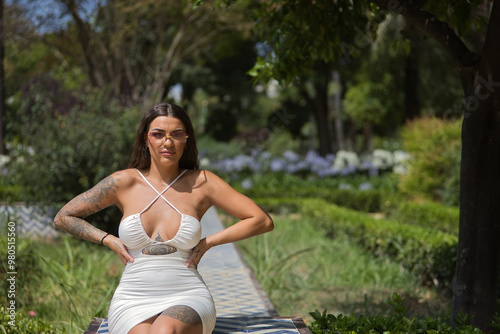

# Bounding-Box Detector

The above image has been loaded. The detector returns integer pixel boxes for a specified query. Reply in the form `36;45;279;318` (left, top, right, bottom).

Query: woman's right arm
54;172;134;264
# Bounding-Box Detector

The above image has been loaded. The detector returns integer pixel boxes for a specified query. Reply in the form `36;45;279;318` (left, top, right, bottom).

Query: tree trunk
308;95;332;156
371;0;500;329
345;120;356;152
453;64;500;331
452;2;500;328
403;23;419;121
301;79;334;156
0;0;5;155
330;70;344;151
362;124;373;152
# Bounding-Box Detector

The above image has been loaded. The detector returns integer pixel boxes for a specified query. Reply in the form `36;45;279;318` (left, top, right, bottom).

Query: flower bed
201;149;410;179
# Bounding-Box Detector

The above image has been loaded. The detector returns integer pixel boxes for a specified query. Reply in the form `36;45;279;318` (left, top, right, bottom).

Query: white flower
333;150;360;170
392;150;411;174
0;155;11;168
199;157;210;168
393;165;408;174
393;150;411;164
372;149;393;169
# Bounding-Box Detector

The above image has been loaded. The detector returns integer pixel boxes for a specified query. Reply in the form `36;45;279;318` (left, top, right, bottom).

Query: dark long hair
129;102;199;170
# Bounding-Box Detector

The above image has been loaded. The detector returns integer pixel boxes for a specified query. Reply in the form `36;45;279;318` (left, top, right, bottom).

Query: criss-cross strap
135;169;187;216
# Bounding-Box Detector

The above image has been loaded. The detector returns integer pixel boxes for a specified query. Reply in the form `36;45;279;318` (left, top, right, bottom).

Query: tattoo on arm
54;174;120;244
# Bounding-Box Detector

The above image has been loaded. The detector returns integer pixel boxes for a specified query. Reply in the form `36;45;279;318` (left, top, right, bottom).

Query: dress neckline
118;168;199;244
120;212;200;245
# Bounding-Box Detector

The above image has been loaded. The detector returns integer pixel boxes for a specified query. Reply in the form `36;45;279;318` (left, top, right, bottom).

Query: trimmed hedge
382;199;459;235
251;178;460;237
309;293;498;333
245;185;384;213
255;197;302;215
257;197;457;287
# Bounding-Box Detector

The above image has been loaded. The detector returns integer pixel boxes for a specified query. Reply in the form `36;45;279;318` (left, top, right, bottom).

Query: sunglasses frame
148;131;189;142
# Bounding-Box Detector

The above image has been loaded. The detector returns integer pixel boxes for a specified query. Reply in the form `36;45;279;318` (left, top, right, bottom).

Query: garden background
1;0;499;333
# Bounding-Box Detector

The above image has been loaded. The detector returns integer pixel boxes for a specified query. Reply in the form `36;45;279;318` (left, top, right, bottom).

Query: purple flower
241;178;253;189
283;150;300;162
270;158;286;172
358;182;373;191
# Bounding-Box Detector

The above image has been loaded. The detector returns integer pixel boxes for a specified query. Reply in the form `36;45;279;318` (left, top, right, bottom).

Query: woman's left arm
186;170;274;268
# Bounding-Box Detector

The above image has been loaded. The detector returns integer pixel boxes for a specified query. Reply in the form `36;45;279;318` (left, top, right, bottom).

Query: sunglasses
148;131;189;143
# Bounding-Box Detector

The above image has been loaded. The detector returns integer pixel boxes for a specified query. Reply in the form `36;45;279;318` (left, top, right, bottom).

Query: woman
54;102;274;334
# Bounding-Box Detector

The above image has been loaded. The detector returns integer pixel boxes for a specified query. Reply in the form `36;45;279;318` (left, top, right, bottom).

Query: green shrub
308;293;495;334
382;200;459;235
327;189;383;212
0;307;65;334
0;175;22;203
7;87;140;231
399;117;461;205
257;193;379;218
255;197;301;215
198;135;247;161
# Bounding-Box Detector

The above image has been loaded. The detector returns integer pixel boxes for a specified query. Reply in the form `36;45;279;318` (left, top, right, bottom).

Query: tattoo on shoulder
160;305;202;326
75;175;120;214
90;175;120;199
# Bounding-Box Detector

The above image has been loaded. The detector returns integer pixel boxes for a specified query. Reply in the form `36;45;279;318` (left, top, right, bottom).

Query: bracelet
100;233;110;245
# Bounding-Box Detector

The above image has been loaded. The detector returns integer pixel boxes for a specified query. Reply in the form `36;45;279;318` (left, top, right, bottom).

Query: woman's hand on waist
103;235;134;265
186;237;210;269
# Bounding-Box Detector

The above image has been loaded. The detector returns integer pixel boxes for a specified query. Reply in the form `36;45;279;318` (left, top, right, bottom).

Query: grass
226;212;452;323
16;235;123;333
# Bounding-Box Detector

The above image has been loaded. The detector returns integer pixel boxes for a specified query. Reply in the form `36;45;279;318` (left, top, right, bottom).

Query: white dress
108;169;216;334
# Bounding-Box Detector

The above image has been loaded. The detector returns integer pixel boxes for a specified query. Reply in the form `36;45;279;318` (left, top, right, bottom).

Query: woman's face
146;116;188;168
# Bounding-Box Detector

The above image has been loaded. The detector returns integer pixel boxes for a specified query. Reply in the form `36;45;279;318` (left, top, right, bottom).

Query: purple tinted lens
172;132;186;139
151;132;164;140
